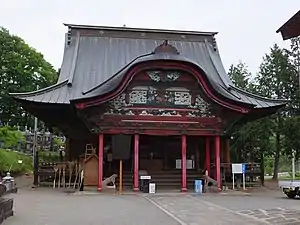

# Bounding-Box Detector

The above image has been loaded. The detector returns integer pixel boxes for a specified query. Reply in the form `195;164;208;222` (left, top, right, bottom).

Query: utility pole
33;85;39;187
292;149;296;181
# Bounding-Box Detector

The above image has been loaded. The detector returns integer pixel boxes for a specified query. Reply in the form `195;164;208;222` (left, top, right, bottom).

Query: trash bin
194;179;203;194
140;175;151;193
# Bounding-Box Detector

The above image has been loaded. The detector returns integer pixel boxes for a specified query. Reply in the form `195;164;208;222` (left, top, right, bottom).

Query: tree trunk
272;132;281;180
260;151;265;186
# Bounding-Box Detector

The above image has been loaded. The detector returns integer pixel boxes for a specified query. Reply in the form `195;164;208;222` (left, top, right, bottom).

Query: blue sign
194;180;203;194
242;164;246;174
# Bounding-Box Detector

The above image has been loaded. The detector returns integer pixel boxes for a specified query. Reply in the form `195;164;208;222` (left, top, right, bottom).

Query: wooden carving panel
80;70;229;135
104;91;214;118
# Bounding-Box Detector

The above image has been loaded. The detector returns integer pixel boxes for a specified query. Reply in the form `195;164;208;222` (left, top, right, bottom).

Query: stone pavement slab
238;207;300;225
4;189;179;225
146;195;267;225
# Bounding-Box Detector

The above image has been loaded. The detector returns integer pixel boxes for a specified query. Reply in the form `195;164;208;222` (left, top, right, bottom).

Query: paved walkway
4;189;179;225
146;195;267;224
4;188;300;225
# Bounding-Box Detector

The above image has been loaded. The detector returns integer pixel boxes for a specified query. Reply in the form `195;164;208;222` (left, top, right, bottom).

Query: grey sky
1;0;299;75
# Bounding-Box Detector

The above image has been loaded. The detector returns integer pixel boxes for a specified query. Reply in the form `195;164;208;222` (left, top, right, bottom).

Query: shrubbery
0;149;32;175
0;126;25;149
39;151;60;162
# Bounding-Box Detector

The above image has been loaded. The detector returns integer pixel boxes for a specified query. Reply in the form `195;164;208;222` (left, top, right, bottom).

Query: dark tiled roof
277;10;300;40
11;24;287;109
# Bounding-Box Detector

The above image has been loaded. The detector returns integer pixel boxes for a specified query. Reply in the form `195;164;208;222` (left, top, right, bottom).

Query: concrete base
181;187;188;192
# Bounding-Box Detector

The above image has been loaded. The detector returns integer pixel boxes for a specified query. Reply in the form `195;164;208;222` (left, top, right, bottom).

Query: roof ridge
64;23;218;36
204;40;230;88
67;32;81;86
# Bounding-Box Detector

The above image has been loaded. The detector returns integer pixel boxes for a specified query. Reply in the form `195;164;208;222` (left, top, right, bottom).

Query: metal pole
33;85;39;187
242;173;246;190
292;150;296;181
33;117;38;186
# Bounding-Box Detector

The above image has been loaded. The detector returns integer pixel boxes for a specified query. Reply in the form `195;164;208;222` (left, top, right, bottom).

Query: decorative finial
153;40;179;55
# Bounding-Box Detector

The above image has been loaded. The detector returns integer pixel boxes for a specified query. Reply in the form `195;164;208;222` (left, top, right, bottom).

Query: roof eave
9;80;68;98
276;10;300;40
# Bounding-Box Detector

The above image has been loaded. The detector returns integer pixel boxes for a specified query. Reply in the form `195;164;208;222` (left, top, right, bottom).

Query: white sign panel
186;160;194;169
176;159;181;169
232;163;243;174
149;183;156;194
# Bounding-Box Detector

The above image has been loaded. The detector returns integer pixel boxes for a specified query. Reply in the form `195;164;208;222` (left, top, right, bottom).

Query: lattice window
174;92;192;105
129;90;147;104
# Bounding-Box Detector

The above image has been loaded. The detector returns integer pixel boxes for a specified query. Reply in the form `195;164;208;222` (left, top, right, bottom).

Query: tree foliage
0;27;57;127
228;62;251;89
228;62;274;165
229;42;300;181
0;126;25;149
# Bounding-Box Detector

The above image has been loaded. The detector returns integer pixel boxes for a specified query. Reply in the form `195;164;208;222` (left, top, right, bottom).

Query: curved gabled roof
11;24;287;109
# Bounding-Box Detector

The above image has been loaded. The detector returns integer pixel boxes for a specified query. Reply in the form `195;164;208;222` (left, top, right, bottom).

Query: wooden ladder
84;144;96;160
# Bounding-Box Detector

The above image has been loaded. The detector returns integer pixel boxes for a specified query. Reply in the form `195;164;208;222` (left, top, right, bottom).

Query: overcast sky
1;0;299;75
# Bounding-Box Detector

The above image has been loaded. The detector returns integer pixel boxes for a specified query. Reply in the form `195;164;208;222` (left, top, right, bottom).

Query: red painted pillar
215;136;221;190
98;133;104;191
133;134;139;191
205;138;210;176
181;134;187;192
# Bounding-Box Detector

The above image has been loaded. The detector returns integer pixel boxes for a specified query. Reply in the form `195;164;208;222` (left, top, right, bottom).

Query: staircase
116;170;204;191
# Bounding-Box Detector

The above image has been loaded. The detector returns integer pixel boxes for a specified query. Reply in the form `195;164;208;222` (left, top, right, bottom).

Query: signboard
232;163;243;174
242;164;246;174
232;163;246;191
149;183;156;194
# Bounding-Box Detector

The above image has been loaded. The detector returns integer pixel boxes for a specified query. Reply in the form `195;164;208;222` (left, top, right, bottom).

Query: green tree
228;62;275;185
0;27;57;127
283;37;300;158
255;44;296;180
228;62;251;89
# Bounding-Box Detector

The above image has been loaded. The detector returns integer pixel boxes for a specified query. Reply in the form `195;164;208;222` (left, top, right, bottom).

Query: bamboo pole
68;161;75;188
58;165;62;188
119;159;123;194
53;165;59;188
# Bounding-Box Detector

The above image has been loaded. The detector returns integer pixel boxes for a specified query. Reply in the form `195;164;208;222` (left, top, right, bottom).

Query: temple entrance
139;135;182;172
102;134;207;190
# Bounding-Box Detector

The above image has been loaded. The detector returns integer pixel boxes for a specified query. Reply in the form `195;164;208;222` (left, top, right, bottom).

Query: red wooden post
181;134;187;192
205;138;210;176
133;134;139;191
98;133;104;191
215;136;221;190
